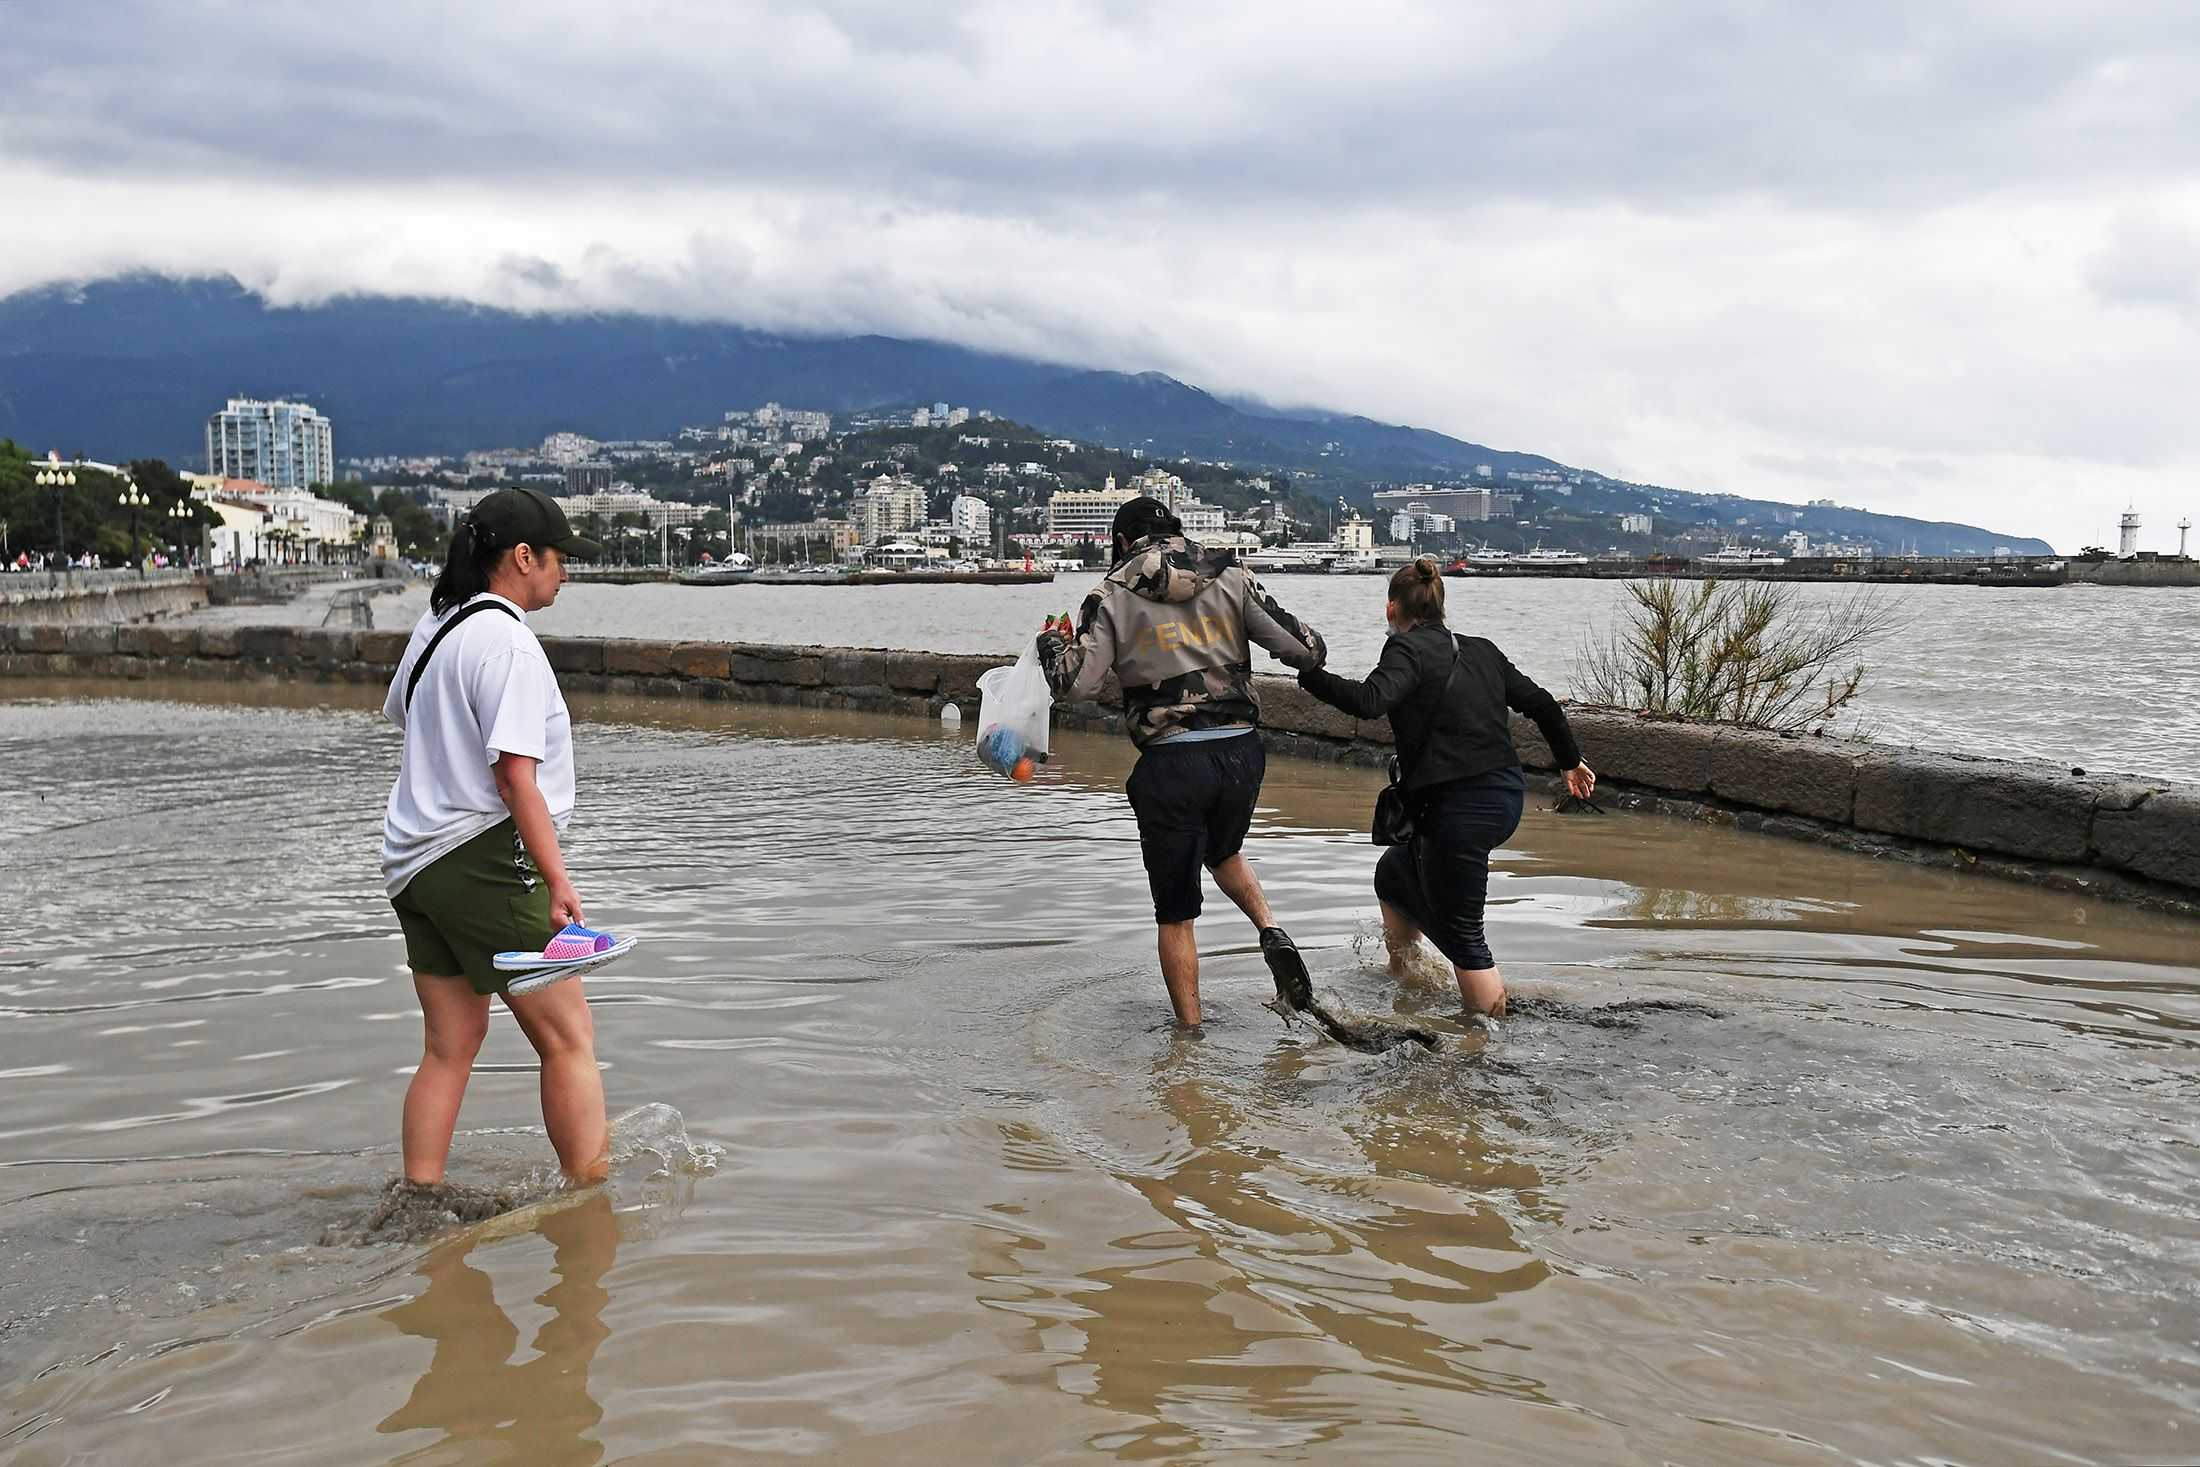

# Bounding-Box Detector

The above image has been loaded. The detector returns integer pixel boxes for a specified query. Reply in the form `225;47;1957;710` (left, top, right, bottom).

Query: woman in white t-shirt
383;488;608;1186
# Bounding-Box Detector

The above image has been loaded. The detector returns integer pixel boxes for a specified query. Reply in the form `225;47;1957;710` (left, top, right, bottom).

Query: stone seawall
4;624;2194;915
0;570;209;625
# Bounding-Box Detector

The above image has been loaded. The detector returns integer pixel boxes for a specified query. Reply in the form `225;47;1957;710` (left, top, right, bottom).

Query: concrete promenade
3;623;2194;916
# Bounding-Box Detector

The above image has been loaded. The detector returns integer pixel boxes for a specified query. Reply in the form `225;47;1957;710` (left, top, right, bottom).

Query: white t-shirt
380;593;574;895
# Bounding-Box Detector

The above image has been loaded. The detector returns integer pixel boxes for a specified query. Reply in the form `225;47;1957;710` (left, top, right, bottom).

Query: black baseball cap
470;487;603;561
1110;495;1182;549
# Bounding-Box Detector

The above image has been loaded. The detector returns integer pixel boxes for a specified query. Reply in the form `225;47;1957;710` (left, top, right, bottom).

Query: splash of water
319;1102;721;1246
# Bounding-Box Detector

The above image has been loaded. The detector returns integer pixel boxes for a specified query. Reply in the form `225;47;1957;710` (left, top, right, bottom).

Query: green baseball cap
469;487;603;561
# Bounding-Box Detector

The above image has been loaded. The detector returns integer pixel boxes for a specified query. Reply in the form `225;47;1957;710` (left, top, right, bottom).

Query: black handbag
1370;638;1462;846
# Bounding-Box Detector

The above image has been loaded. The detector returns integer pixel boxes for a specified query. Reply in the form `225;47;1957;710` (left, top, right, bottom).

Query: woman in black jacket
1298;557;1593;1016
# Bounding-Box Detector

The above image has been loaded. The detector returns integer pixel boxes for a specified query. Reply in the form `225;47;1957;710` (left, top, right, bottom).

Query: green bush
1575;578;1909;734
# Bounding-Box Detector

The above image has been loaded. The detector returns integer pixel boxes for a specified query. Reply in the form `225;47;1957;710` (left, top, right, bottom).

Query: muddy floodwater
2;684;2196;1464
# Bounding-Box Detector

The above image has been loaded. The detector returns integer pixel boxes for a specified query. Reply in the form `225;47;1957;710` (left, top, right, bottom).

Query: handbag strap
1389;634;1465;787
1423;634;1465;733
404;598;521;711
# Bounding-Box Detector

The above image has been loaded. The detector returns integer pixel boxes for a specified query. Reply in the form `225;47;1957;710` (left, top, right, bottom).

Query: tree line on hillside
0;442;223;566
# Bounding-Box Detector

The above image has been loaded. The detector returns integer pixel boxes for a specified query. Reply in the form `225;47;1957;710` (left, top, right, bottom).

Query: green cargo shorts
391;819;554;995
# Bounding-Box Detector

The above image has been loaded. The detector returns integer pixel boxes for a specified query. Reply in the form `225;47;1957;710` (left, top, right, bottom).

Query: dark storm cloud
5;0;2197;209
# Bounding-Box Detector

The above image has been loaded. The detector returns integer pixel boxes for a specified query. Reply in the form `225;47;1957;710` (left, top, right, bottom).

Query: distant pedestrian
1036;496;1328;1028
1296;556;1592;1016
381;487;609;1186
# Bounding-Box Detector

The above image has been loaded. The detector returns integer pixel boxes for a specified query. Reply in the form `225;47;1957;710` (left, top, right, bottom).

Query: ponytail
1386;555;1446;626
430;517;499;615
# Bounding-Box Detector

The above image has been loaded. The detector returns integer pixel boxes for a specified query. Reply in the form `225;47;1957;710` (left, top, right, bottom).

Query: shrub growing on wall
1575;578;1909;734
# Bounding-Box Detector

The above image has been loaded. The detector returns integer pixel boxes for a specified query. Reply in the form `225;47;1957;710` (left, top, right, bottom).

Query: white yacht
1517;546;1590;568
1460;545;1515;569
678;552;756;585
1698;544;1788;568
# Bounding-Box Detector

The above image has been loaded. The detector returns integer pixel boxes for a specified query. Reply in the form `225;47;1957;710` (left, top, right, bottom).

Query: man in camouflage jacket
1035;497;1326;1028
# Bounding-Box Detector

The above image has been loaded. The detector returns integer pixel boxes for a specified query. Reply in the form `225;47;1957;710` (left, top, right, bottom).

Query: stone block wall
3;624;2194;914
0;571;210;626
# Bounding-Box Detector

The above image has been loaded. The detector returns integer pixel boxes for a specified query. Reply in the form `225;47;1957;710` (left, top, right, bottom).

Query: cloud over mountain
6;1;2197;553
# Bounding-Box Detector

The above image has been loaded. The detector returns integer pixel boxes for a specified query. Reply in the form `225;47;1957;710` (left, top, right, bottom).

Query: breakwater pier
6;621;2192;915
1430;552;2200;587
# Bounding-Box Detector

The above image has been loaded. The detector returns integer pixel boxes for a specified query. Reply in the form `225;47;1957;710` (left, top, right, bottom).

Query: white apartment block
1128;467;1191;507
205;399;334;490
949;494;994;545
1047;484;1140;538
1177;500;1229;535
1389;505;1457;541
1620;513;1653;535
560;491;707;528
859;475;928;544
539;432;600;466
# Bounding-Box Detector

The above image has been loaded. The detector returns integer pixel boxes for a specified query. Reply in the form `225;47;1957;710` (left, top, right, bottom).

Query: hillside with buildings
2;276;2053;559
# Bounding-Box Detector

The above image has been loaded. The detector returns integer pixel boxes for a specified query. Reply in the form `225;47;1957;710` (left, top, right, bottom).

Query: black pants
1373;775;1525;970
1125;732;1266;924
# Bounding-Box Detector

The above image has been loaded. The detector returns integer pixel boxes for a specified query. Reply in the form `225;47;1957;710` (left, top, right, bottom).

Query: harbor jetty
5;622;2193;916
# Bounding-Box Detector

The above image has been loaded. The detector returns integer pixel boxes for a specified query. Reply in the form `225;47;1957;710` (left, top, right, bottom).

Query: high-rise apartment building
565;461;614;496
860;475;928;544
948;494;994;547
205;398;334;490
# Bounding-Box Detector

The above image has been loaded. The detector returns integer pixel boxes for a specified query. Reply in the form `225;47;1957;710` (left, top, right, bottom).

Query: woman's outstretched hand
548;877;585;930
1564;762;1596;800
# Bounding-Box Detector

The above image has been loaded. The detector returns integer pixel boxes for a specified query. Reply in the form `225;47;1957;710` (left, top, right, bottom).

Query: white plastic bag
974;643;1054;780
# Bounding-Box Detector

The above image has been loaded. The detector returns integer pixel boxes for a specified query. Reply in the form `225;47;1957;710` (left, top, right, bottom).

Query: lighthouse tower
2180;517;2192;559
2118;508;2141;558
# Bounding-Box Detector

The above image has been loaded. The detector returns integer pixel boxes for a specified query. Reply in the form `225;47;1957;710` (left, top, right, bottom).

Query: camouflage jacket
1036;536;1326;748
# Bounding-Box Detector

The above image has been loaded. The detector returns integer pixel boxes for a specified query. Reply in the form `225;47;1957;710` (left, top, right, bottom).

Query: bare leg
404;973;491;1185
1377;899;1421;977
1156;920;1201;1027
1456;965;1507;1017
504;980;609;1184
1208;853;1275;931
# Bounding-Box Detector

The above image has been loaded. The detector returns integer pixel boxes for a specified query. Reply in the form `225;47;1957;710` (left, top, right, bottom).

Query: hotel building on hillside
205;398;334;490
1046;478;1140;539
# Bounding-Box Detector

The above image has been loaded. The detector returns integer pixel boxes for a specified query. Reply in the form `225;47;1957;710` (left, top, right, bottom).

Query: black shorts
1125;732;1266;924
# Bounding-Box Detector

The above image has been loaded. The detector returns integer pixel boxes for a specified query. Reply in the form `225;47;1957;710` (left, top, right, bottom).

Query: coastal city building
746;517;857;561
565;461;614;496
182;472;367;566
948;494;994;546
1177;500;1229;535
204;398;334;491
538;432;600;466
1373;485;1494;523
1047;478;1140;539
1127;467;1192;507
1620;513;1653;535
560;489;707;528
1389;504;1457;541
859;474;928;544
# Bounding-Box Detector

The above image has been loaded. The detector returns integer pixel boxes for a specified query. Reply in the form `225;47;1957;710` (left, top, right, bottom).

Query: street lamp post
34;465;78;585
117;476;149;574
167;497;194;570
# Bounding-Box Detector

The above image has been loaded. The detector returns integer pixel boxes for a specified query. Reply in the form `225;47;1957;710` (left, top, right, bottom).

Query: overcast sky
7;0;2198;551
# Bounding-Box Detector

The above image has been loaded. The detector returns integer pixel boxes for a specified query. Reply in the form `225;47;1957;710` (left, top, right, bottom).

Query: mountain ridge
0;275;2052;554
